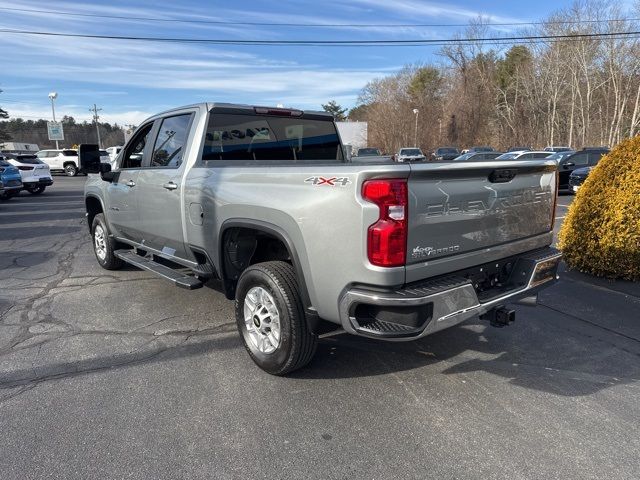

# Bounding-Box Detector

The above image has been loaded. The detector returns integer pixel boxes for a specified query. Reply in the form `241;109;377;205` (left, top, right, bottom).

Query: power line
0;27;639;46
0;5;638;28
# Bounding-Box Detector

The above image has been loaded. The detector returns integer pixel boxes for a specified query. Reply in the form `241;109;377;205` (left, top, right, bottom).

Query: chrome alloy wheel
94;224;107;261
243;286;281;354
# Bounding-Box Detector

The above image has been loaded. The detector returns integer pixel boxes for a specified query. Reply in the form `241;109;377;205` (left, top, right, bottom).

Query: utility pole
90;104;103;148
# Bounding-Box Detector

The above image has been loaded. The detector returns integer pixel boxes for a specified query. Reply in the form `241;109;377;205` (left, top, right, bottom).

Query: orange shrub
558;137;640;280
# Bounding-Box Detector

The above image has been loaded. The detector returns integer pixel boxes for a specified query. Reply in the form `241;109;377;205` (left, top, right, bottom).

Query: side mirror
78;144;101;174
99;162;116;182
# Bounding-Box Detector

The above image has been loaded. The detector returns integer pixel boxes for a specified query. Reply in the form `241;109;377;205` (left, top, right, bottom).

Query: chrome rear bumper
339;247;562;340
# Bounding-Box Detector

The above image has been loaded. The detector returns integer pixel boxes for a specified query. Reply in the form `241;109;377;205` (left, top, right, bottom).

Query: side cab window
564;153;588;168
149;114;193;168
588;152;605;165
120;122;155;169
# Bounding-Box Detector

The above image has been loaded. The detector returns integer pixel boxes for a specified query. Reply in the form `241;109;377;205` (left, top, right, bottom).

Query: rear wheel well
221;227;292;300
85;196;103;231
63;161;77;167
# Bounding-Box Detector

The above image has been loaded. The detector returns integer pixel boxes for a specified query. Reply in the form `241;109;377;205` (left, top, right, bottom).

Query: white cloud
346;0;527;24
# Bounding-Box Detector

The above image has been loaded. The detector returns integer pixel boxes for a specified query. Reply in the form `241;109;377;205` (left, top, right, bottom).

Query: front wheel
91;213;123;270
65;164;78;176
235;261;317;375
27;185;46;194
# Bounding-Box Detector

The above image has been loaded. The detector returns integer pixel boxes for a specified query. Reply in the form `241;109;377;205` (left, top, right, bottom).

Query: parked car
557;147;609;192
453;152;503;161
468;146;495;153
544;146;573;152
83;102;561;375
36;149;80;176
0;158;24;200
396;147;426;162
355;147;382;157
568;166;593;193
545;150;575;164
2;153;53;194
495;151;553;160
431;147;460;161
106;146;123;162
507;146;532;152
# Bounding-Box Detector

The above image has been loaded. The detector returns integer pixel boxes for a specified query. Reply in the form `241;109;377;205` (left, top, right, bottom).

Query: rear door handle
125;180;136;187
163;182;178;190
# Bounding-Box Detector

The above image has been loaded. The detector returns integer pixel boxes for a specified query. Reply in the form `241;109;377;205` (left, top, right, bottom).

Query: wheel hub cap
243;287;281;354
94;225;107;261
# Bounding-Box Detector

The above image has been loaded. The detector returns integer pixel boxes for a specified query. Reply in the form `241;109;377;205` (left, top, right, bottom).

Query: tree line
0;115;125;150
342;0;640;154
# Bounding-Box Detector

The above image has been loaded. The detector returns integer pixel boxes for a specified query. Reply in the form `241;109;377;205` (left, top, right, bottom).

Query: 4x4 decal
304;176;351;187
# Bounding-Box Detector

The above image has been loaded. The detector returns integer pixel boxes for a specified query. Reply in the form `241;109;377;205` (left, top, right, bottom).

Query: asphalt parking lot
1;176;639;479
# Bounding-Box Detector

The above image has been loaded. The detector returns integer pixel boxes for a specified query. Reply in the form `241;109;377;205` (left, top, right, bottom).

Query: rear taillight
362;179;408;267
18;166;34;171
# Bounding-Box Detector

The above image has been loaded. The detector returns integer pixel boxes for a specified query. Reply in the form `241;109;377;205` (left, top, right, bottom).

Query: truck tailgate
406;160;557;268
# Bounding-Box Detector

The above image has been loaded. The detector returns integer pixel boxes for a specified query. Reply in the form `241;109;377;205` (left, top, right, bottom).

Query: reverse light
362;179;408;267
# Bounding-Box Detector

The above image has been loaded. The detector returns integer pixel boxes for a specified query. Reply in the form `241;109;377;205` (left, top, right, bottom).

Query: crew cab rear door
136;111;196;261
405;160;557;282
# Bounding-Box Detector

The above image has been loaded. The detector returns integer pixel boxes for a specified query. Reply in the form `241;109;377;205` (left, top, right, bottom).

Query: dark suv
557;148;609;192
431;147;460;161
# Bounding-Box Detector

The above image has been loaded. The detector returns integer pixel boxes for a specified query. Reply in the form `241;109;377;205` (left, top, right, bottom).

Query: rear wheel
91;213;123;270
0;192;14;200
64;163;78;176
235;261;317;375
26;185;46;194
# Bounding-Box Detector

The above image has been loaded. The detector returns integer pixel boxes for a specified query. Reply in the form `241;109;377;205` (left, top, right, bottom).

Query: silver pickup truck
83;103;561;375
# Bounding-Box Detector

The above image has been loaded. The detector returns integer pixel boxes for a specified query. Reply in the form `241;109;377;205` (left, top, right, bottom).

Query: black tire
64;163;78;177
91;213;123;270
27;185;46;195
235;261;317;375
0;192;13;201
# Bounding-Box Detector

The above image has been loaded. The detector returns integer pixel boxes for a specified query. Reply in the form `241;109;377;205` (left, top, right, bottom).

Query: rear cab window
62;150;78;157
202;111;344;164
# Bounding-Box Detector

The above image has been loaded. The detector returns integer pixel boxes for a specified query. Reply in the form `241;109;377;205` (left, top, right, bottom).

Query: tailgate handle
489;169;517;183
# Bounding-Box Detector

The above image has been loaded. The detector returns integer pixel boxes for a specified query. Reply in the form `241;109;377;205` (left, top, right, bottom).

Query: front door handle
125;180;136;187
163;182;178;191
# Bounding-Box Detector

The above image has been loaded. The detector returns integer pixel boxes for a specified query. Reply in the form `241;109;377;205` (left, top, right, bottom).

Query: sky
0;0;584;126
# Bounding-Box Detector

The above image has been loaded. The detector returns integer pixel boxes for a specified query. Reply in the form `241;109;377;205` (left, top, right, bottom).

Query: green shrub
558;137;640;280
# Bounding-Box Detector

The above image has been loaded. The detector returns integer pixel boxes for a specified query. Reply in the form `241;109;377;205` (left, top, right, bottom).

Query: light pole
412;108;419;147
48;92;59;149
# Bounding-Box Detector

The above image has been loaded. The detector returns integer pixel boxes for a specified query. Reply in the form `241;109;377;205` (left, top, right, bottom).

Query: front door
104;121;155;241
136;112;194;261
